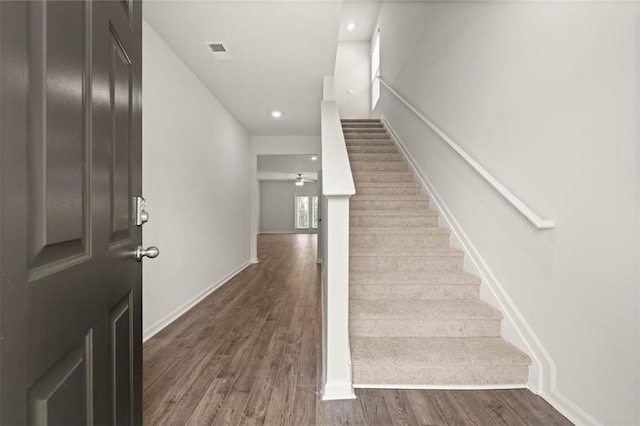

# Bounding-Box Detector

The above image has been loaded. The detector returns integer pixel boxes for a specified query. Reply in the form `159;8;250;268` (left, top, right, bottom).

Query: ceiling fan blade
302;179;316;183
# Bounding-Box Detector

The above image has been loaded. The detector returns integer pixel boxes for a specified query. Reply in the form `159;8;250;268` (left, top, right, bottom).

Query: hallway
143;234;571;425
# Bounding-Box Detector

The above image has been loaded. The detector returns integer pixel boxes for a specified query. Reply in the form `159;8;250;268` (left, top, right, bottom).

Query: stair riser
350;319;500;338
349;153;404;162
350;200;428;211
347;146;398;154
350;234;450;249
346;141;394;147
350;284;479;300
343;129;387;134
352;365;529;386
352;173;415;183
350;256;463;272
342;125;384;130
343;132;391;141
350;273;479;286
350;216;438;227
340;118;381;124
351;162;408;172
355;186;421;195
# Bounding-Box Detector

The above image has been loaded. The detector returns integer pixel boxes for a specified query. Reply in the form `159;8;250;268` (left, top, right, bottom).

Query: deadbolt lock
134;196;150;226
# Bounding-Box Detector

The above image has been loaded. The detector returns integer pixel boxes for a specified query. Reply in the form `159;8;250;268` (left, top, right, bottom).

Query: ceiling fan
293;173;316;187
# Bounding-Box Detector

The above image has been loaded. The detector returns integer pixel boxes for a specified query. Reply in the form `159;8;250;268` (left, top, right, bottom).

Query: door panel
110;294;133;425
28;333;93;426
1;1;144;424
27;0;91;274
109;28;132;245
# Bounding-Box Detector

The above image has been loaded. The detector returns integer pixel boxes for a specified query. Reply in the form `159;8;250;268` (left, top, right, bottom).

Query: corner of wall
380;114;601;426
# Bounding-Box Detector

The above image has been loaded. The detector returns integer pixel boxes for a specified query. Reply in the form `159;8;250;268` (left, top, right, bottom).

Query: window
296;196;310;229
371;29;381;111
296;195;319;230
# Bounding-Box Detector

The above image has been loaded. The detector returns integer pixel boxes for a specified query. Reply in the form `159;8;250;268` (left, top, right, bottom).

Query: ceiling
257;154;321;181
144;1;342;136
338;1;381;42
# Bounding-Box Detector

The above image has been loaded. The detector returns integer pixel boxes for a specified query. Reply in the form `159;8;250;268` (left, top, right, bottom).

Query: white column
320;195;355;400
249;153;259;263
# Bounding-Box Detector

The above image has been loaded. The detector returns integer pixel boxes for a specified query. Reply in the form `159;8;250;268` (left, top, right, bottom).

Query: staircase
343;118;531;387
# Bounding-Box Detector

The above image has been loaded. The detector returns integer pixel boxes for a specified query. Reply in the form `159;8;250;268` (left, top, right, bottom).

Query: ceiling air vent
208;43;226;53
205;41;233;61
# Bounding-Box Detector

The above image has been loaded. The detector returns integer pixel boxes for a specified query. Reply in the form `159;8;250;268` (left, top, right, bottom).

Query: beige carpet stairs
343;118;531;387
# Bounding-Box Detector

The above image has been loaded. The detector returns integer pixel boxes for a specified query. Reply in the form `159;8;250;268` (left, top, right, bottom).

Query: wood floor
143;234;572;425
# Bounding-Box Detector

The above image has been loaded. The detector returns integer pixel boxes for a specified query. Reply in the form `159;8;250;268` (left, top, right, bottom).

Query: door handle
135;246;159;262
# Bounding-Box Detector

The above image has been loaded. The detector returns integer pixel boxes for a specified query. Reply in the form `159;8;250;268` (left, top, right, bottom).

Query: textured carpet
343;119;530;387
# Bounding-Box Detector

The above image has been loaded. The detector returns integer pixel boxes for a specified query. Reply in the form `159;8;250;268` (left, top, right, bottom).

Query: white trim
377;78;555;230
354;384;527;390
250;258;259;264
258;231;303;234
320;196;354;401
143;260;251;342
320;382;356;401
380;114;600;426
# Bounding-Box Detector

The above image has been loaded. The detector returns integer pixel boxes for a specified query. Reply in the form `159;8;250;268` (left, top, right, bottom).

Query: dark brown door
1;0;143;424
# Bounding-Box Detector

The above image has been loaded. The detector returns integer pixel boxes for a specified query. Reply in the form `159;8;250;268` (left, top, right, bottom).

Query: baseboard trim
380;114;600;426
258;231;318;234
320;383;356;401
354;384;527;390
258;231;298;234
143;260;252;342
250;258;259;264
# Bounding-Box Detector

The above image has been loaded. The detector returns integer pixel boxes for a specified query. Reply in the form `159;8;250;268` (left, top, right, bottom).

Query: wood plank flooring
143;234;572;425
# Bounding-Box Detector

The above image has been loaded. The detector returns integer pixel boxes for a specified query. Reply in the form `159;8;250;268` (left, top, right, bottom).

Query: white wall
250;136;321;260
259;181;319;234
373;3;639;424
637;6;640;423
334;41;370;118
142;21;251;339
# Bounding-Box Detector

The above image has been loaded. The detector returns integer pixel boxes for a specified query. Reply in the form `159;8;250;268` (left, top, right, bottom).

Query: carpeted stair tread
350;299;502;320
350;226;447;235
348;153;404;161
347;146;399;153
345;133;391;139
355;182;421;188
341;118;381;122
344;128;387;133
350;247;462;257
351;194;428;201
350;271;480;285
350;209;438;217
350;162;409;171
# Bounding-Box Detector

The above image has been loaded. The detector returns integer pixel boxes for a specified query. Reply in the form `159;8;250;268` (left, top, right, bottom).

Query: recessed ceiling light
346;22;356;31
311;155;318;161
271;110;282;119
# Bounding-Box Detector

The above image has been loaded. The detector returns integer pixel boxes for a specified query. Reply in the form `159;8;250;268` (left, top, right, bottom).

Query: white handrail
378;77;555;230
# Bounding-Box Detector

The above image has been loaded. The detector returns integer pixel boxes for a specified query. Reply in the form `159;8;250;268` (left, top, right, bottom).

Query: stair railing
319;99;356;400
377;77;555;230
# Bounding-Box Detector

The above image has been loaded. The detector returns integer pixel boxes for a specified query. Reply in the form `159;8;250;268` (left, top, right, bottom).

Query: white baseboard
143;260;251;342
258;231;297;234
380;114;600;426
354;384;527;390
320;383;356;401
250;258;259;264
